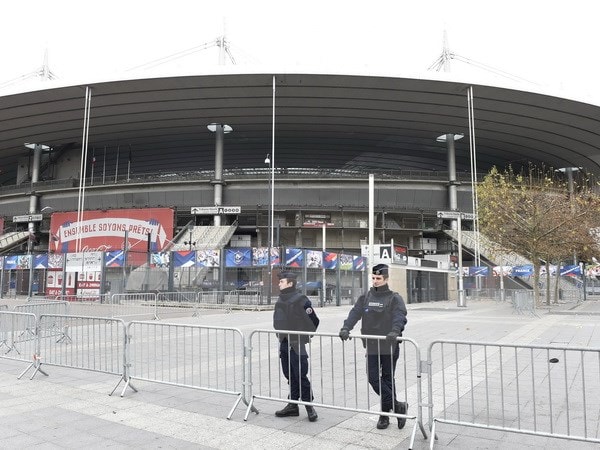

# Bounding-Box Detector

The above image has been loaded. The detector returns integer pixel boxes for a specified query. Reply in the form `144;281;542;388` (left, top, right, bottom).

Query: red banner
49;208;174;253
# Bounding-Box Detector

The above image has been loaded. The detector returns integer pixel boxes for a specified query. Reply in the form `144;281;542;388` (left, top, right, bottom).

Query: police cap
372;264;389;276
278;271;298;281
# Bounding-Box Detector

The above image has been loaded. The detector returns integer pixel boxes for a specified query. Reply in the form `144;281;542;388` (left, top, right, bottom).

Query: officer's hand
339;327;350;341
386;331;399;345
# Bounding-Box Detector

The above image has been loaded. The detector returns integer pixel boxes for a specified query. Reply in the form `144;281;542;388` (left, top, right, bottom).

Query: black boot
395;401;408;429
376;415;389;429
305;405;318;422
275;403;299;417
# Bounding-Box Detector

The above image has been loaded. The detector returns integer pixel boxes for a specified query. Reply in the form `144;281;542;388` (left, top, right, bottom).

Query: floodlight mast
428;31;537;85
128;35;236;72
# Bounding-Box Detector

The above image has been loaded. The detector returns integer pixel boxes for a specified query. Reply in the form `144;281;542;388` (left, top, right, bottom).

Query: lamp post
265;154;273;304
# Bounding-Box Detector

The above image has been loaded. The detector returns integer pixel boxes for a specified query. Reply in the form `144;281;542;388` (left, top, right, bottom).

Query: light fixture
436;133;464;142
264;154;271;165
207;123;233;133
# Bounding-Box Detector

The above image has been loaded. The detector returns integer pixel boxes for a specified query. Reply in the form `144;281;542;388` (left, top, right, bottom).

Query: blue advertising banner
560;265;581;276
34;255;48;269
173;251;196;267
353;256;366;271
511;265;534;276
3;255;18;270
468;266;489;276
225;248;252;267
285;248;304;267
105;251;124;267
323;251;338;269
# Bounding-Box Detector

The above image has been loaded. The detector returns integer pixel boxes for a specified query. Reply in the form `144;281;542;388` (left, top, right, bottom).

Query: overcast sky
2;0;600;102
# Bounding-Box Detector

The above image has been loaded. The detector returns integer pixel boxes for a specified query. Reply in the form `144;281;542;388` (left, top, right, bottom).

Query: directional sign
191;206;241;215
437;211;475;220
13;214;43;223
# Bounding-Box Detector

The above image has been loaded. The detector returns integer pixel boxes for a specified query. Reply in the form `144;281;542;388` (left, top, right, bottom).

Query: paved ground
1;296;599;449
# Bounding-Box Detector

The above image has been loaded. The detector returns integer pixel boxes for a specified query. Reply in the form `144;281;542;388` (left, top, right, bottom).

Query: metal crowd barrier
19;314;127;385
26;296;60;302
156;291;197;305
511;290;539;317
14;301;70;317
245;330;427;446
0;311;37;362
427;339;600;448
194;290;264;314
0;305;7;310
56;294;110;303
123;321;251;418
110;293;158;320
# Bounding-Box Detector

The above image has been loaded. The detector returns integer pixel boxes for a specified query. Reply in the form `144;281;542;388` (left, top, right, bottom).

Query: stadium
1;69;600;303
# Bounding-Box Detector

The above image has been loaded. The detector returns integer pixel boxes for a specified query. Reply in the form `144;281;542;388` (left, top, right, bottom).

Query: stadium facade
1;71;600;302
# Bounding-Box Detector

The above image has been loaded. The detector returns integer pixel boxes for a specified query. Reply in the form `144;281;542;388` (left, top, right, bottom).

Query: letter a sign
379;245;392;262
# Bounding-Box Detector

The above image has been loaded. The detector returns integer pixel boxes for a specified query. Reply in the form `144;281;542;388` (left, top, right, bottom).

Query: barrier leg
109;375;138;397
429;419;438;450
244;397;259;421
17;355;48;380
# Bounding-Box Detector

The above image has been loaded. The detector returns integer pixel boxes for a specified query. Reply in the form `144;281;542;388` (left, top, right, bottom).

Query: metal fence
0;311;37;363
2;311;600;447
245;330;427;446
110;293;158;320
124;321;249;418
14;301;70;317
29;314;127;385
427;339;600;448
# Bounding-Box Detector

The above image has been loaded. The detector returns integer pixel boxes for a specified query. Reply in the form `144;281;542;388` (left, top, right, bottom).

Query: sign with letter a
379;245;392;262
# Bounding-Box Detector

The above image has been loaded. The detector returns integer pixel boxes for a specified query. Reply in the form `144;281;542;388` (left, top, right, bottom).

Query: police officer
339;264;408;430
273;271;320;422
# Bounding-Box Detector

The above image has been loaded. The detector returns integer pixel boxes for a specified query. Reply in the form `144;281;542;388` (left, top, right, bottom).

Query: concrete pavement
1;297;599;449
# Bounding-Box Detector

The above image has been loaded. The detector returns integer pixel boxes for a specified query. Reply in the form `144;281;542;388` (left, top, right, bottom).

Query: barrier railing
427;339;600;448
0;305;7;310
19;314;127;387
14;301;70;317
3;312;600;447
56;294;110;303
123;321;251;418
26;296;60;302
0;311;38;362
110;293;158;320
245;330;428;446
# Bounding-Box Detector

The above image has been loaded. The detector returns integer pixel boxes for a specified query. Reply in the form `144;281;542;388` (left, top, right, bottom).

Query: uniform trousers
366;343;399;412
279;339;312;401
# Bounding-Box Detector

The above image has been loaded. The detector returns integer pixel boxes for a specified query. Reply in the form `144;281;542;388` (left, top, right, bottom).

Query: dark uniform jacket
273;288;320;352
342;284;407;354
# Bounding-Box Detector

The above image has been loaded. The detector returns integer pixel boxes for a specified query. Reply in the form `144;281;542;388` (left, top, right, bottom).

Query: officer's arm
342;295;365;330
304;299;320;329
391;295;408;334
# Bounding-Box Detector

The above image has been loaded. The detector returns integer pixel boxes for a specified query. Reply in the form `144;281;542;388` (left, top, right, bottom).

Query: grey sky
2;0;599;101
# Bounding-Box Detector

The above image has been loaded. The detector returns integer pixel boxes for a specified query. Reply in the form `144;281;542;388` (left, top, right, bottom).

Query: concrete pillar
207;123;233;226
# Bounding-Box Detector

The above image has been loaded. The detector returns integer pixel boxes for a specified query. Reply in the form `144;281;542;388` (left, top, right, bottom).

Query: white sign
361;244;393;264
13;214;43;223
65;252;103;272
191;206;241;215
437;211;475;220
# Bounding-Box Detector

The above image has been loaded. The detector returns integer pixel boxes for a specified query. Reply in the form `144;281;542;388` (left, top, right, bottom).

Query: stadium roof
1;71;600;185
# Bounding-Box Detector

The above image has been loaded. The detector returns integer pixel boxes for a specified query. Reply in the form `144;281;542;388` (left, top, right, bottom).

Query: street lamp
184;228;196;251
265;154;273;303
